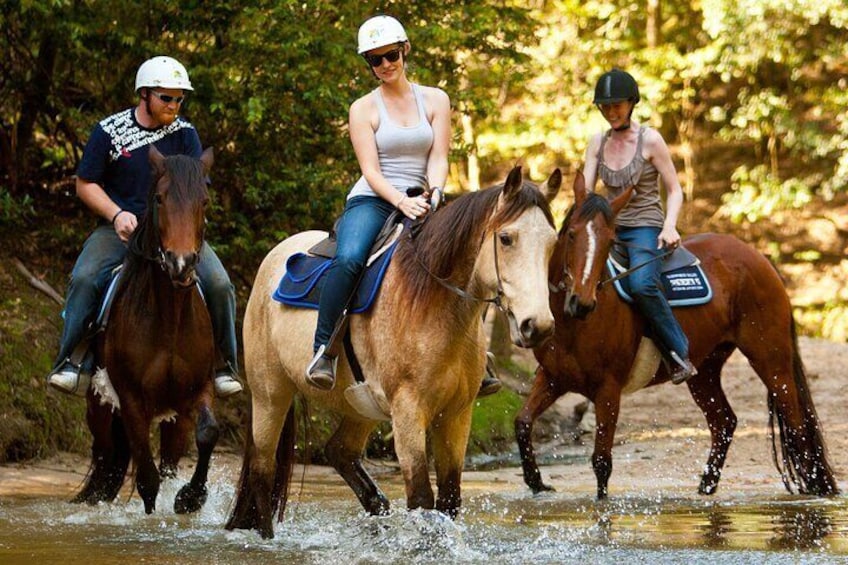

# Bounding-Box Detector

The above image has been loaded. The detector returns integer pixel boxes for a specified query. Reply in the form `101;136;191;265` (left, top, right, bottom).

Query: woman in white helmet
306;15;461;390
47;56;243;400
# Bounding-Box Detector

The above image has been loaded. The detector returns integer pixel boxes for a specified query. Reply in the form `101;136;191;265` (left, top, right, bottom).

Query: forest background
1;0;847;464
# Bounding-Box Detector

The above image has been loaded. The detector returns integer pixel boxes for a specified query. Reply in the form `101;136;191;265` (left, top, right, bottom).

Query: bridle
410;224;508;313
550;228;672;294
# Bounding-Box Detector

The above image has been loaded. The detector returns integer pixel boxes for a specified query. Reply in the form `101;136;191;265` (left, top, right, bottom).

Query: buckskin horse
226;166;561;538
515;172;838;499
73;146;219;514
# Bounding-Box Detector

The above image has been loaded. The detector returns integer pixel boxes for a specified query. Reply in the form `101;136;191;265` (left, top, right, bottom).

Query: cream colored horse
226;166;561;538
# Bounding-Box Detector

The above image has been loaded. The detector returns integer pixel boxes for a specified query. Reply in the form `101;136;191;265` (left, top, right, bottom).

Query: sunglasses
363;47;403;68
149;90;185;104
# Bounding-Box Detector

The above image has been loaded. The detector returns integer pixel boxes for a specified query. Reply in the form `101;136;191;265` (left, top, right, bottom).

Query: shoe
214;370;243;398
306;347;336;391
477;352;502;397
47;361;90;397
669;352;698;385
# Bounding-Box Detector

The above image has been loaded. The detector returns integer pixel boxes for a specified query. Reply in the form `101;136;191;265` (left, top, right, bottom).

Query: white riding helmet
357;15;408;54
135;56;194;93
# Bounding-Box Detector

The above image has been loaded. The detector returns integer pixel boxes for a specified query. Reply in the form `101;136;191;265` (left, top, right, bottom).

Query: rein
410;226;507;312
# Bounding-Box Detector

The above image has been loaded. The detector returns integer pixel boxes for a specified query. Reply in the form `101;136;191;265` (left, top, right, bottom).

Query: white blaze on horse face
581;220;597;287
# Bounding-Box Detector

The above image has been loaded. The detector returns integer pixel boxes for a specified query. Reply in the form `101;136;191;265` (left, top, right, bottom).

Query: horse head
147;146;213;286
555;171;633;318
481;165;561;347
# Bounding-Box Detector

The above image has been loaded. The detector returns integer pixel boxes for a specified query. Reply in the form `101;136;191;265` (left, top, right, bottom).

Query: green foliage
722;165;813;222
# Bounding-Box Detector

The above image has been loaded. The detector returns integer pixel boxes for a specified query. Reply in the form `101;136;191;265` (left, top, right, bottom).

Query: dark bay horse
516;172;839;499
226;167;561;538
74;146;219;514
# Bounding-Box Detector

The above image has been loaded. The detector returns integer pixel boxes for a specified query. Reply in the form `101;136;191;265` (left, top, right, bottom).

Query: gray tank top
348;84;434;199
597;126;665;228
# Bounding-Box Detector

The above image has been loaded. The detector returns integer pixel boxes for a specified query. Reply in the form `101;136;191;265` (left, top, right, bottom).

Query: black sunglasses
363;47;403;68
149;90;185;104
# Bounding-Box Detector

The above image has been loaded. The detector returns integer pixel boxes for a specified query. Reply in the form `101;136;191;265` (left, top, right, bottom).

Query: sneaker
477;352;502;397
214;370;243;398
306;347;336;391
669;352;698;385
47;361;90;397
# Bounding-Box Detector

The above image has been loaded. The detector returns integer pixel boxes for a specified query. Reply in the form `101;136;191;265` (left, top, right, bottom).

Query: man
47;56;243;398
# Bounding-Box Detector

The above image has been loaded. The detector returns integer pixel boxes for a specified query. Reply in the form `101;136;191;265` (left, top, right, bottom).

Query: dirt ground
2;336;845;501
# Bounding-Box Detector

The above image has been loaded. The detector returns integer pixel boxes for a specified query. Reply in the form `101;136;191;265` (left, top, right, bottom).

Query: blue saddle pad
273;242;398;313
607;258;712;307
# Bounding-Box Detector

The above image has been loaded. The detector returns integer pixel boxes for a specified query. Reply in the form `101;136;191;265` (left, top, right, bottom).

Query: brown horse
226;166;561;538
73;146;219;514
516;173;839;499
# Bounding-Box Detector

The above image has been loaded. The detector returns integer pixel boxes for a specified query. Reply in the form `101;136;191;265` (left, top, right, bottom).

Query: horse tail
225;405;297;536
768;318;839;496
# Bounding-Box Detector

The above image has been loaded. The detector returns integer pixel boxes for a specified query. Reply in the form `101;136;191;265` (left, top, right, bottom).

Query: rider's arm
423;87;451;191
645;129;684;248
582;133;603;192
76;177;137;242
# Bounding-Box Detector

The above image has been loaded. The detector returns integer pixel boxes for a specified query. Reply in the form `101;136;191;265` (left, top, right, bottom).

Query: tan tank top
597;126;664;228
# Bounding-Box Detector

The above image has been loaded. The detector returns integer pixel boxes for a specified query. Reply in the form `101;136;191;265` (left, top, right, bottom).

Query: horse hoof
175;484;208;514
531;483;555;494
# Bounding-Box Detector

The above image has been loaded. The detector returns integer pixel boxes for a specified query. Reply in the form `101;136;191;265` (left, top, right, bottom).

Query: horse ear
149;145;166;177
540;168;562;203
200;147;214;174
610;185;635;217
502;165;523;200
573;170;588;208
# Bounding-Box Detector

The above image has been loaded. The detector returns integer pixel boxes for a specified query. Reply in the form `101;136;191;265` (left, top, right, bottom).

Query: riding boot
477;352;502;397
669;351;698;384
306;346;337;391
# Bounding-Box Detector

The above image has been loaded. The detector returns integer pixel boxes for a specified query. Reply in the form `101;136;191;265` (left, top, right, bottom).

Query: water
1;466;847;564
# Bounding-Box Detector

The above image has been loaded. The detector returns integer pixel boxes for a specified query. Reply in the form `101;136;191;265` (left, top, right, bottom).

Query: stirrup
306;345;337;391
47;360;91;397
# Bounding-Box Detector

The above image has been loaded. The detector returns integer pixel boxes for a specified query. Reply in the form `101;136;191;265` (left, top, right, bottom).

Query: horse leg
158;418;189;479
325;417;389;515
174;405;219;514
591;388;621;499
514;365;565;493
120;402;159;514
226;389;293;538
392;396;435;511
686;346;737;495
431;406;473;518
73;398;130;504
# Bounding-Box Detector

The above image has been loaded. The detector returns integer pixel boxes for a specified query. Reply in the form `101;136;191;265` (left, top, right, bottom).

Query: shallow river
1;461;846;564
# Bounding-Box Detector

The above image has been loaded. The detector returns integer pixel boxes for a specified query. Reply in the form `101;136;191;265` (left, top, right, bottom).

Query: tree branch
13;258;64;306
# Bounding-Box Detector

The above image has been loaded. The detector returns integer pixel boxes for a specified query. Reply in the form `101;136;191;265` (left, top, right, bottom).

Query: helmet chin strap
613;122;631;132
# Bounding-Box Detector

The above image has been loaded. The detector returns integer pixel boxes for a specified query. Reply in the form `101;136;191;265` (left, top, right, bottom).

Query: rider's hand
113;211;138;242
397;194;431;221
657;225;681;250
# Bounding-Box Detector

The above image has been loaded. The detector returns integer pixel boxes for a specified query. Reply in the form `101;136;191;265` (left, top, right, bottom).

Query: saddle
607;245;713;306
271;211;406;312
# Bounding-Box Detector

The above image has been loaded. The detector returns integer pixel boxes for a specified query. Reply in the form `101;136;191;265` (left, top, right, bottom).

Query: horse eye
155;193;164;204
498;233;513;246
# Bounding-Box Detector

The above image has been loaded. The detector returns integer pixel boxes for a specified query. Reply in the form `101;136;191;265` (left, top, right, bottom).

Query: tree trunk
646;0;662;48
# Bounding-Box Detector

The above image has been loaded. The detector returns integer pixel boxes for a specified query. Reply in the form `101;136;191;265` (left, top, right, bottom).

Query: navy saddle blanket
272;242;398;312
607;253;712;307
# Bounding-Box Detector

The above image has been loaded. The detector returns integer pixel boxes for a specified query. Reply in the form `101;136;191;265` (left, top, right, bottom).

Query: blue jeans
616;226;689;361
54;225;238;373
313;195;395;352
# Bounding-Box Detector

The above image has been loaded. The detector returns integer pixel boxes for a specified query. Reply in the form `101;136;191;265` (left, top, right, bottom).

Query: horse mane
559;191;613;236
393;180;554;318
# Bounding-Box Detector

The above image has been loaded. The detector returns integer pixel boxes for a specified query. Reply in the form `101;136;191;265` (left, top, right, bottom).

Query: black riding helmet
593;69;640;105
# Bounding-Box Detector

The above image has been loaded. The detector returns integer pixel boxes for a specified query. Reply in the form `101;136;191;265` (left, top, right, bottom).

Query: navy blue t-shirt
76;108;202;218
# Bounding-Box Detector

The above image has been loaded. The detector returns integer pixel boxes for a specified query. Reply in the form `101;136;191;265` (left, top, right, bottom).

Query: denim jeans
616;225;689;361
55;225;238;373
313;195;395;352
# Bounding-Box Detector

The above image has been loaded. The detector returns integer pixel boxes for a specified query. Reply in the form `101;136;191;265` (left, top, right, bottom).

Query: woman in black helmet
582;68;697;384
